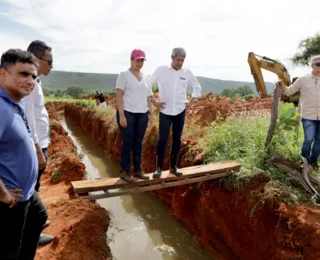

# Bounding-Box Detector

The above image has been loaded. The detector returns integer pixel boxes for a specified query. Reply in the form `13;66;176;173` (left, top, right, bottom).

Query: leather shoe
38;233;54;246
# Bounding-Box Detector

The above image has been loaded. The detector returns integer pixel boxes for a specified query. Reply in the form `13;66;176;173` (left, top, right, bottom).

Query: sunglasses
39;57;53;66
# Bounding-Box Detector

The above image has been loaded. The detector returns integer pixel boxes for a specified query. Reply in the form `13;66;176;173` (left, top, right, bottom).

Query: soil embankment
35;102;111;260
60;94;320;260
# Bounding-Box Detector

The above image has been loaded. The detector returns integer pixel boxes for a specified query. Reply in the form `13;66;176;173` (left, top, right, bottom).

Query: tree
65;86;84;98
292;32;320;66
54;89;65;98
220;88;239;98
238;85;254;96
43;88;52;96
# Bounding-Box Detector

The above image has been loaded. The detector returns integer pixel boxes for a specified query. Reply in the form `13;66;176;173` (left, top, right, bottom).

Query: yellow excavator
247;52;300;105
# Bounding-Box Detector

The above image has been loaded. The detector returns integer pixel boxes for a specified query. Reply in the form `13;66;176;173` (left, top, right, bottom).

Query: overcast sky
0;0;319;82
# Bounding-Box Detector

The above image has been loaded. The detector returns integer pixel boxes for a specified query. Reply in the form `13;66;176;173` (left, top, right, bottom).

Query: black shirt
95;93;105;103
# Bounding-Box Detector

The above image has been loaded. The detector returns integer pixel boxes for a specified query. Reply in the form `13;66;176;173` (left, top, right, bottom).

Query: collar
168;64;183;72
0;88;23;107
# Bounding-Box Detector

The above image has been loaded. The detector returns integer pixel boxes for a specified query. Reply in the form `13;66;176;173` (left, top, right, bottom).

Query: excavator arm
247;52;291;97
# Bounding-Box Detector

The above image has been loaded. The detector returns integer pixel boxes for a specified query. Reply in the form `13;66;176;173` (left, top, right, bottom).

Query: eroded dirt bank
56;98;320;260
35;103;111;260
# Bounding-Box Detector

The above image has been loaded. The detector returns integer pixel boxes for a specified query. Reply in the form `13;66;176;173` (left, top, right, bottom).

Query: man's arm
187;69;202;107
277;77;302;96
24;87;46;169
147;75;166;110
149;67;162;86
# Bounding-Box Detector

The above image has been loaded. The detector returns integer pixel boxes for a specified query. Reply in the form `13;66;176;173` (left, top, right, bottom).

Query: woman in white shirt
115;49;153;182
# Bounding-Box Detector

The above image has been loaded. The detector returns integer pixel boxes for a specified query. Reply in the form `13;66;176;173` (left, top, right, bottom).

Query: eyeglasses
39;57;53;66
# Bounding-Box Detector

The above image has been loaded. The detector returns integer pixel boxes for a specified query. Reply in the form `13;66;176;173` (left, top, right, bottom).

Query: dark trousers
301;118;320;165
116;110;149;173
35;147;48;192
156;109;186;156
0;192;48;260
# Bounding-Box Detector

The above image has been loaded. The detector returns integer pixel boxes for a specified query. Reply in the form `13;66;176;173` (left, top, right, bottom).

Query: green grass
201;112;315;205
45;97;96;108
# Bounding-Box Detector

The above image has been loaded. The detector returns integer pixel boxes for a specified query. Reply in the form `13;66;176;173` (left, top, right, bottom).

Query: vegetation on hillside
41;70;274;96
220;85;254;100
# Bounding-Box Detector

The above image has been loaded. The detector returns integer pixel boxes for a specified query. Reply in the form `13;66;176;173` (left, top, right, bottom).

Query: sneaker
120;171;135;183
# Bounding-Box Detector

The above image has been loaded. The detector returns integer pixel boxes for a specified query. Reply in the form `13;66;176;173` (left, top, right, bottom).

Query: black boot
169;154;183;176
153;155;164;178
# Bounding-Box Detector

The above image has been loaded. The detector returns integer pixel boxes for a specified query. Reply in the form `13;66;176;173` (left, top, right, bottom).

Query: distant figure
150;47;202;178
24;40;54;245
0;49;47;259
95;90;107;108
277;55;320;171
115;49;153;182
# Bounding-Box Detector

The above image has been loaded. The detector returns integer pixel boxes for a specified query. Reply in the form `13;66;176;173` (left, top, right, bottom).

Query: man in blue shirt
0;49;48;259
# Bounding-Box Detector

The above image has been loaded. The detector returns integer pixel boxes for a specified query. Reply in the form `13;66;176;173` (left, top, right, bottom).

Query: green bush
202;104;312;204
243;94;255;101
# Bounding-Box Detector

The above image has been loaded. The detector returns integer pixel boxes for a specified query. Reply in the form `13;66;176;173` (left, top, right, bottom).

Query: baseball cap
131;49;146;60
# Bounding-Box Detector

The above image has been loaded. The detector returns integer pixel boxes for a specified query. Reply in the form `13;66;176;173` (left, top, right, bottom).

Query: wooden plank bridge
71;162;241;200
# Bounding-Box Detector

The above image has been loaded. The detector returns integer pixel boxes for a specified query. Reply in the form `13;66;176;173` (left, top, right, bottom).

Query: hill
41;70;275;95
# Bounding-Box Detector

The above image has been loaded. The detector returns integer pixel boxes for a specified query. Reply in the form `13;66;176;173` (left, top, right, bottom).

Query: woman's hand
119;114;127;128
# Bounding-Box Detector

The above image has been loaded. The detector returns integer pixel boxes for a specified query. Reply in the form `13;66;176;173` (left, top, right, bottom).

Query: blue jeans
116;110;149;173
156;109;186;156
301;118;320;165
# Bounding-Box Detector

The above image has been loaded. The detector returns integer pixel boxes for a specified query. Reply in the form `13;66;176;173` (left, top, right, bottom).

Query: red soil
60;95;320;260
35;104;111;260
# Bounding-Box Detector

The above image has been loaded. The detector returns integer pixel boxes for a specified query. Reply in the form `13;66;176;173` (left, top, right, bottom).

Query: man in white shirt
150;47;202;178
24;40;54;245
277;55;320;170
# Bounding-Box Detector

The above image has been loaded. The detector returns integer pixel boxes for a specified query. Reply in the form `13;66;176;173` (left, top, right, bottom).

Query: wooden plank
72;162;240;194
82;171;232;200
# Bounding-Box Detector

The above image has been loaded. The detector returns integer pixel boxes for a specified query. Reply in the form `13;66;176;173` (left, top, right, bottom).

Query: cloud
1;0;319;82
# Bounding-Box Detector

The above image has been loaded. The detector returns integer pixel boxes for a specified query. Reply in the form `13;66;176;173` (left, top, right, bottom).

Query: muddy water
61;117;212;260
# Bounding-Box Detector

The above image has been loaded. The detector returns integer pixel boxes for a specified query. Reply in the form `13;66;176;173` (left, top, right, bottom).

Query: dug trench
39;99;320;260
35;103;111;260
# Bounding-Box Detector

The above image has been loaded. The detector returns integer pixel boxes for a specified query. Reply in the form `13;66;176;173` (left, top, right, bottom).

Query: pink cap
131;49;146;60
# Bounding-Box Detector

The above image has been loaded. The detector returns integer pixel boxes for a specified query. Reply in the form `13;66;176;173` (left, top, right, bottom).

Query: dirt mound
46;102;66;121
44;155;85;185
35;105;111;260
48;122;76;156
36;199;110;260
186;93;273;125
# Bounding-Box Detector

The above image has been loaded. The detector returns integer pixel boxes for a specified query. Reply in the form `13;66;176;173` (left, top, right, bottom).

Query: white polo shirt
24;78;50;149
150;65;202;116
116;70;153;113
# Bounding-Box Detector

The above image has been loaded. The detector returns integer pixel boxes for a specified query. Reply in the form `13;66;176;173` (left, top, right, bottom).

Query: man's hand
276;80;288;94
37;151;47;170
276;80;285;88
186;98;195;109
153;101;166;110
119;114;128;128
0;188;23;208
